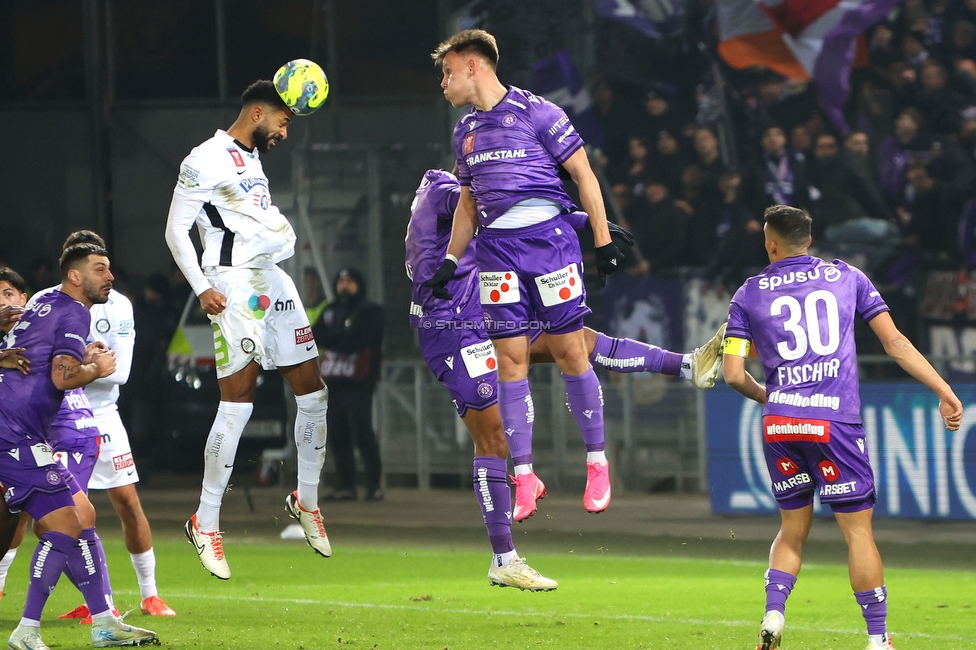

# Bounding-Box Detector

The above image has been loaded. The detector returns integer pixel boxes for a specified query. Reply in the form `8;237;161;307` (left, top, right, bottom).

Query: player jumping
722;205;963;650
407;168;725;590
165;80;330;579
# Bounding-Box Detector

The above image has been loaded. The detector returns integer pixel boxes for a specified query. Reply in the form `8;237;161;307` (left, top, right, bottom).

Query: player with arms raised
165;80;330;579
426;30;625;516
722;205;963;650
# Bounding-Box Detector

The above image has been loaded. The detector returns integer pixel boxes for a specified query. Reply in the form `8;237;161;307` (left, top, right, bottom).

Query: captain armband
723;337;751;358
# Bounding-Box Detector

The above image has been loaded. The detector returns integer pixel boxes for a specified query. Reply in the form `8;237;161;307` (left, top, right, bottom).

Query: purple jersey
727;256;889;424
0;291;90;446
454;86;583;227
405;169;482;327
49;389;100;451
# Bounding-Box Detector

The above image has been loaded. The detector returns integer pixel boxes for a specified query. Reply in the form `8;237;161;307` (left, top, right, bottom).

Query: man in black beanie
312;268;385;501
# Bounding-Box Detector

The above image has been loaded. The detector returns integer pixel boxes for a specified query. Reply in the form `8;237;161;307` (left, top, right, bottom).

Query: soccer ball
273;59;329;116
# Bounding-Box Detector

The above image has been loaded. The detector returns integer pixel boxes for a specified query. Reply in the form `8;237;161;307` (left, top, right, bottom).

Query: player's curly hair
59;243;108;278
764;205;812;246
241;80;289;111
431;29;499;69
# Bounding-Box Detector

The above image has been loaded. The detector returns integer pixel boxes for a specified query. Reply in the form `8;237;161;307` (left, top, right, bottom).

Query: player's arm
164;193;227;315
868;311;963;430
424;186;477;300
93;299;135;387
51;350;116;391
561;148;611;247
722;337;766;405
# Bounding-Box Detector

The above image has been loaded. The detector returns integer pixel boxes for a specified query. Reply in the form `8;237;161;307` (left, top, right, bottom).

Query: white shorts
89;410;138;490
206;266;318;379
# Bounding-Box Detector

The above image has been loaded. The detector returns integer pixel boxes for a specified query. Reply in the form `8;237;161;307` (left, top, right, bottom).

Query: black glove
607;221;635;248
423;259;458;300
594;241;624;287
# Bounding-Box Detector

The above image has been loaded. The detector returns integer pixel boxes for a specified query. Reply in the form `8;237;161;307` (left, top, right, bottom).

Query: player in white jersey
165;80;330;580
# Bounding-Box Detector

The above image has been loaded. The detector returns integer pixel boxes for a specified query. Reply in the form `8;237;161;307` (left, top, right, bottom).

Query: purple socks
24;530;111;623
473;456;514;555
764;568;797;614
855;586;888;636
589;332;683;376
563;368;605;452
498;379;534;466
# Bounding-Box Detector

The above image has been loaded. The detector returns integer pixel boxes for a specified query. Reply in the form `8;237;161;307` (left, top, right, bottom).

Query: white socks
294;389;329;512
679;353;694;380
0;548;18;591
196;401;253;532
130;549;157;599
513;464;533;476
494;550;518;567
586;451;607;464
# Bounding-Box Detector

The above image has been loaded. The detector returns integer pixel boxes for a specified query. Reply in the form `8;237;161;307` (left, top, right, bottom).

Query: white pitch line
113;590;968;641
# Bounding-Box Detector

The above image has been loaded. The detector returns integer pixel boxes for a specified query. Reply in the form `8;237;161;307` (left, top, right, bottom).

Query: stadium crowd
593;0;976;329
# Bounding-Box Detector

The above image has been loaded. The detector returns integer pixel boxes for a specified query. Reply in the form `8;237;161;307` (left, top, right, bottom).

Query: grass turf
0;536;972;649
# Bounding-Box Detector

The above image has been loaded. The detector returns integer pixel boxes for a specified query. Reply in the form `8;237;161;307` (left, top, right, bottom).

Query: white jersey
164;129;297;297
28;287;134;415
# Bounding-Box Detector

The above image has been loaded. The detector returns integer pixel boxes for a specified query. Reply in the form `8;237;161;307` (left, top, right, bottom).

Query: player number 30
770;290;840;361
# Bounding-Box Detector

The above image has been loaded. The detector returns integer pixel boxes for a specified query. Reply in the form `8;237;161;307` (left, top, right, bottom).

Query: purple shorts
0;442;76;520
476;218;590;339
52;436;100;494
763;418;876;513
419;325;498;417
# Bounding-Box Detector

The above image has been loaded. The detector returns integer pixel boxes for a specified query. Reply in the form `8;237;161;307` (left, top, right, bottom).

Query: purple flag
812;0;901;132
531;49;605;148
595;0;684;40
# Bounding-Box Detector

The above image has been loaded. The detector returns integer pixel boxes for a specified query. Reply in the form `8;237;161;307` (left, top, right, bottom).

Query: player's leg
0;498;27;599
184;362;258;580
834;508;890;648
493;335;534;481
529;325;726;389
279;358;331;557
757;504;812;650
545;327;612;513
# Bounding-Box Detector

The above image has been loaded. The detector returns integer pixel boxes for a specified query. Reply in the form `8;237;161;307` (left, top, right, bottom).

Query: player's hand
940;394;963;431
0;348;30;374
92;350;116;379
199;288;228;315
594;241;624;287
423;259;458;300
0;305;24;329
607;221;635;248
83;341;109;364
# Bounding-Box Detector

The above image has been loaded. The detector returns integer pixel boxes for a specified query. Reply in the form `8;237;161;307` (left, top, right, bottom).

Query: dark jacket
810;151;890;233
312;269;384;391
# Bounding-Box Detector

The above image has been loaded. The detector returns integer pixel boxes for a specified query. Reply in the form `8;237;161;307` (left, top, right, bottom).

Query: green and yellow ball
273;59;329;116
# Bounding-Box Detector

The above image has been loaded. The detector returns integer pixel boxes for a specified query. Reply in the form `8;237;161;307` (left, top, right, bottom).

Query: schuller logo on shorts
480;272;520;305
460;341;497;378
763;415;831;443
534;263;582;307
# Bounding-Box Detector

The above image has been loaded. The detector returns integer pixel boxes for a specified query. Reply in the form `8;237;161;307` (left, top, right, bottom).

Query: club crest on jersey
477;381;494;399
502;112;516;127
95;318;110;333
463;132;476;155
227;148;245;169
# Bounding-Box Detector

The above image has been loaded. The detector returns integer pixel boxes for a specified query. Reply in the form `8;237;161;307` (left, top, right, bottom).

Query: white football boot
285;492;333;557
756;610;785;650
184;514;230;580
487;557;558;591
689;322;726;389
8;625;49;650
91;616;159;647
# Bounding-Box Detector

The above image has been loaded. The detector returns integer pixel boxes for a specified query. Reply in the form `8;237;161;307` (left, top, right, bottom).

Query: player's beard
82;277;111;305
253;124;282;154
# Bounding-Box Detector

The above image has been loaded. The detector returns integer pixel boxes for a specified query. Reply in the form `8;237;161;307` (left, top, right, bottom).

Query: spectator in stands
749;124;809;211
910;60;966;134
625;177;688;275
810;132;893;243
956;105;976;165
896;160;958;260
879;108;933;201
640;85;681;147
708;171;767;286
790;124;814;162
594;80;643;179
845;130;871;163
647;129;688;196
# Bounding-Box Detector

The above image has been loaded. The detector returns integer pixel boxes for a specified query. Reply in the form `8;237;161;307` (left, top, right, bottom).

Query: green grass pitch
0;536;972;649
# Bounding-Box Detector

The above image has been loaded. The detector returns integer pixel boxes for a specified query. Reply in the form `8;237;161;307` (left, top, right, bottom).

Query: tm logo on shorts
248;294;271;318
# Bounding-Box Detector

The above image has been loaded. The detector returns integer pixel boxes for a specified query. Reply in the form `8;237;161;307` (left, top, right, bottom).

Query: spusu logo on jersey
757;265;840;290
